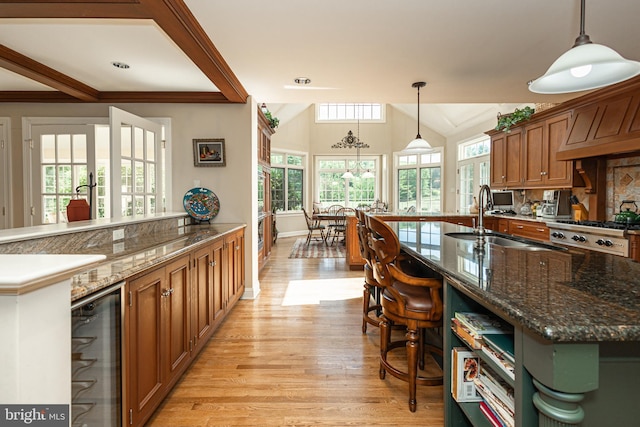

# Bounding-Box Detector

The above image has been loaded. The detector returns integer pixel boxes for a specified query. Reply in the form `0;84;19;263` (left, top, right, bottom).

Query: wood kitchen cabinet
523;113;577;188
508;219;549;242
126;254;190;427
490;129;523;188
258;107;274;271
126;227;245;426
225;229;245;309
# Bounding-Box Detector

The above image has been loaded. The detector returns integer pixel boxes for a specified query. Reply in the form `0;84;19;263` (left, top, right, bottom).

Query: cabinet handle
536;228;546;232
516;225;524;229
209;261;217;267
235;245;240;250
161;288;174;297
501;175;505;179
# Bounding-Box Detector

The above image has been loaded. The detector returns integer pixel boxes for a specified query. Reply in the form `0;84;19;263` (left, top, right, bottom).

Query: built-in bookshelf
444;283;537;426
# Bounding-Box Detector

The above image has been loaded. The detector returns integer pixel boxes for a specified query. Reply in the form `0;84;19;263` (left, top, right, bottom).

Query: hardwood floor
147;236;444;426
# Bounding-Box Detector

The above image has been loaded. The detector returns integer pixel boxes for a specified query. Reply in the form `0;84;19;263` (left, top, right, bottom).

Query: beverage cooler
71;282;124;427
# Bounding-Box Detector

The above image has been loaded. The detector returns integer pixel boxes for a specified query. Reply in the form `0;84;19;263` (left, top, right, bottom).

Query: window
457;136;490;214
316;156;377;208
316;103;385;122
271;151;305;212
395;150;442;212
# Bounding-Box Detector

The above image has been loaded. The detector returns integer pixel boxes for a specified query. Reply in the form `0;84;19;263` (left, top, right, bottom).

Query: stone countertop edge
388;221;640;343
375;211;547;223
0;254;107;295
70;223;245;302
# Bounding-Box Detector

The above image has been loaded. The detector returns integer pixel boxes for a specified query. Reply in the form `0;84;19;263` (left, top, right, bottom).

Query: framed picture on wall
193;138;226;167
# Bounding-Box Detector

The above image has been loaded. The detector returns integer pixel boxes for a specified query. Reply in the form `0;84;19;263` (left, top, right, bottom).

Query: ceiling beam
139;0;248;103
0;91;230;103
0;0;249;103
0;45;99;101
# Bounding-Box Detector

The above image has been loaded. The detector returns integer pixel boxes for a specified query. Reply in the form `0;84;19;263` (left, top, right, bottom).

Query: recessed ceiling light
111;61;130;69
294;77;311;85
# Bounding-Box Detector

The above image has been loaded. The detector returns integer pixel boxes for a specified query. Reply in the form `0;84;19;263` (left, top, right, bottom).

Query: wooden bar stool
366;215;443;412
355;208;381;333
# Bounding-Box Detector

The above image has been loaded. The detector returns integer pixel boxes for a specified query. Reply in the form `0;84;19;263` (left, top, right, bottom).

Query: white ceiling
1;0;639;136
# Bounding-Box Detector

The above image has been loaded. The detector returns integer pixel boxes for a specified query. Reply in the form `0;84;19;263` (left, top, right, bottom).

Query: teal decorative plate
183;187;220;221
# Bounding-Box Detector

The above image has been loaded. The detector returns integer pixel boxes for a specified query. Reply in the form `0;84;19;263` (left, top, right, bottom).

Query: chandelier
331;114;374;179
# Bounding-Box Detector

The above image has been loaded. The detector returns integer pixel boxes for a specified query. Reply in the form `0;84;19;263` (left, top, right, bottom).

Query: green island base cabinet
385;221;640;427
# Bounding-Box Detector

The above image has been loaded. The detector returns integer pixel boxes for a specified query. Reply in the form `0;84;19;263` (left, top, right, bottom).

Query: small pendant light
528;0;640;94
404;81;432;152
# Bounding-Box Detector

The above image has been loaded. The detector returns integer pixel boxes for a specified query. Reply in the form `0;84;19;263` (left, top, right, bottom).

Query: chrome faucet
475;184;493;237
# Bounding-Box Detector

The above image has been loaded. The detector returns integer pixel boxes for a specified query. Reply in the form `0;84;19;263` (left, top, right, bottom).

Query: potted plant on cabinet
495;106;535;133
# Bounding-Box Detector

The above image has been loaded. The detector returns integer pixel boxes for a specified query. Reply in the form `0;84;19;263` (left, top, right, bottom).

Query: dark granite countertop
387;221;640;343
71;223;244;301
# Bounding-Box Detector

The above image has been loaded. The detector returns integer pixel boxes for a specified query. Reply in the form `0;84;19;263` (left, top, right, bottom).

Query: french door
24;108;164;226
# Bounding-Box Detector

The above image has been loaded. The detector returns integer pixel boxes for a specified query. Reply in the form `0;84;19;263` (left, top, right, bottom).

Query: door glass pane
421;167;441;213
42;166;56;193
58;165;72;194
459;164;474;214
146;130;155;161
41;135;56;162
121;126;132;157
147;195;156;214
121;159;132;193
147;163;155;193
42;196;57;224
57;134;71;163
134;127;144;160
122;195;132;217
73;135;87;163
134;161;144;193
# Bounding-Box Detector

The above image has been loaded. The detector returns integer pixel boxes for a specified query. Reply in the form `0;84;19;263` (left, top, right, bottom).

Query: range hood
556;76;640;161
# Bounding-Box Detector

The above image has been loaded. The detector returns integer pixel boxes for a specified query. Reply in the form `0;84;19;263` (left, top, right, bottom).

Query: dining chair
366;214;444;412
324;204;344;242
302;207;326;245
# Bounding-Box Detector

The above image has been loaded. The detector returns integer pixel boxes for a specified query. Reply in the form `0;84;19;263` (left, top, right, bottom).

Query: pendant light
528;0;640;94
403;82;432;152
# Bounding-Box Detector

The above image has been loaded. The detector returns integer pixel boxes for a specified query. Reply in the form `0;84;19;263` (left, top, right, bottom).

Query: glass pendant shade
529;43;640;94
361;170;375;179
404;136;432;152
341;170;355;179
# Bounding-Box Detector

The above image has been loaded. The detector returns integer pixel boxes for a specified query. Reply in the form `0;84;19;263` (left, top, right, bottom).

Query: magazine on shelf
478;363;515;412
481;343;515;381
483;333;515;364
454;312;513;337
451;347;482;402
451;318;483;349
475;379;515;427
479;401;507;427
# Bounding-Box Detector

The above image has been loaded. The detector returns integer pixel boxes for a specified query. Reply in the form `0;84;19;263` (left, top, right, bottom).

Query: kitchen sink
445;232;567;251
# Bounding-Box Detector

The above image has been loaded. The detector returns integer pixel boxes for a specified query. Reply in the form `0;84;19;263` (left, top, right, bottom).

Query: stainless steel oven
71;281;124;427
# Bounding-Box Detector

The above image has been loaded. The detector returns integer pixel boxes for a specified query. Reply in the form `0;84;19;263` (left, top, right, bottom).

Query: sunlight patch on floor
282;276;363;306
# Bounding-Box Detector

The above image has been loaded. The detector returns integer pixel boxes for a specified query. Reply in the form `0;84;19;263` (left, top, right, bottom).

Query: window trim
315;103;386;123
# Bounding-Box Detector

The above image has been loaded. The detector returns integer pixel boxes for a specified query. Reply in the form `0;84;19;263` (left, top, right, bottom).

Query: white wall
0;101;260;298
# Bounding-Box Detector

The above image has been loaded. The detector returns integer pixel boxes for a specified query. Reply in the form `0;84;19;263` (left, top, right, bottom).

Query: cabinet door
211;238;225;323
127;267;165;427
192;246;214;349
504;131;523;187
524;122;545;187
544;113;573;187
165;256;191;385
226;230;245;309
490;134;506;187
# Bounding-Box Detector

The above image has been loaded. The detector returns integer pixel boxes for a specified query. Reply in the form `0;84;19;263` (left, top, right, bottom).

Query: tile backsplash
607;155;640;220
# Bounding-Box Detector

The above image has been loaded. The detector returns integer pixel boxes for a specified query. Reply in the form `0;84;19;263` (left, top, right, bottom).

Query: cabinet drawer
508;220;549;242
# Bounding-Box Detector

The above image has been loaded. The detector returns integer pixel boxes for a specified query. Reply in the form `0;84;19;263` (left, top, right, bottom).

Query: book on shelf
478;363;515;413
454;312;513;337
451;318;483;349
451;347;482;402
483;333;515;364
479;401;507;427
481;342;515;381
474;379;515;427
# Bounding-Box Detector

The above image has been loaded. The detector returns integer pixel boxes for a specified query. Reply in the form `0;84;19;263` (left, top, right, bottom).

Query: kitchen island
386;221;640;427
